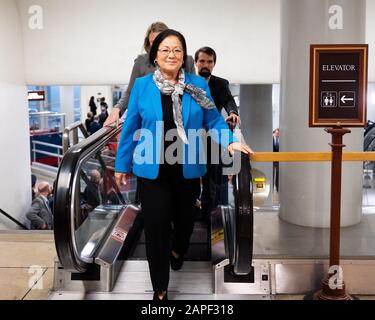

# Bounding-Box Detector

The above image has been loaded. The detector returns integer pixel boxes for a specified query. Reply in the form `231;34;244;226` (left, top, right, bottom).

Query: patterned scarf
153;67;215;144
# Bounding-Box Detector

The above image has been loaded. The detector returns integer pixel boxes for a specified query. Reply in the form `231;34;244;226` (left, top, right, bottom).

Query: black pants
138;171;199;292
201;138;229;216
273;162;279;192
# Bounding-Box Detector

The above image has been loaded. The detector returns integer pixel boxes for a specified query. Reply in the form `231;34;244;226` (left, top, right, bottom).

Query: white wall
367;0;375;82
16;0;280;85
13;0;375;85
0;0;31;229
367;83;375;121
80;86;113;125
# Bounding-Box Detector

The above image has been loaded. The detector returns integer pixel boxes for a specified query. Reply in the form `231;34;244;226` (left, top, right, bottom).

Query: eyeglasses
158;48;183;56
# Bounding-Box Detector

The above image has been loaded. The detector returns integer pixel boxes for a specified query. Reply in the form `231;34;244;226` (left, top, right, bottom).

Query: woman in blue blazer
115;29;253;300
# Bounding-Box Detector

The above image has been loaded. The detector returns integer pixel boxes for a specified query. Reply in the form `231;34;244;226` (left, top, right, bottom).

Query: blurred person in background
194;46;241;219
85;111;94;132
26;181;53;230
89;96;97;115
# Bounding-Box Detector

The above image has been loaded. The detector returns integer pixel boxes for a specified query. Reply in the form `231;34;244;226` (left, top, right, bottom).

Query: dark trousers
138;173;199;291
273;162;279;192
201;137;229;216
201;164;216;214
201;164;228;211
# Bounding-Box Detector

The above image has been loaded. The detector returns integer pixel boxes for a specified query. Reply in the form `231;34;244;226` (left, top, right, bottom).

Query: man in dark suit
89;115;101;135
26;181;53;229
194;47;241;218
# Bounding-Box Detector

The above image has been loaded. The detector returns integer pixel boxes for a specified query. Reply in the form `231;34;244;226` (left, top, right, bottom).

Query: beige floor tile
0;232;56;300
0;231;54;243
0;268;48;300
23;268;54;300
0;242;56;268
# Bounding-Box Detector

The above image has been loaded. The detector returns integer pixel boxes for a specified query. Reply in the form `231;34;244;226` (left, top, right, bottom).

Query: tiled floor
0;231;55;300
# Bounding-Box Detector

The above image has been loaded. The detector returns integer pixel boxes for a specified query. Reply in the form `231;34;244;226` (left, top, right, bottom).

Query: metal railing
31;121;90;168
62;121;89;153
31;140;64;166
0;208;29;230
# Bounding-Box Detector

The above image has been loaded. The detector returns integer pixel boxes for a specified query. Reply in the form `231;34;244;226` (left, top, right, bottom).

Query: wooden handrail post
313;127;353;300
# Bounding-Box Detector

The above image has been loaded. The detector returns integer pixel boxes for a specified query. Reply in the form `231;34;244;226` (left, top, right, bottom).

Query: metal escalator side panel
211;204;240;266
233;152;254;275
53;125;124;273
95;204;141;266
210;206;227;265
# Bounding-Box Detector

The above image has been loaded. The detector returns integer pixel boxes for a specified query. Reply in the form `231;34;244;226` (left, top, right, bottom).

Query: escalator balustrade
54;125;140;274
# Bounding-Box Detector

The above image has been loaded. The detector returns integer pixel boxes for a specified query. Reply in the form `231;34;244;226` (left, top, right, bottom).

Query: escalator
51;124;255;299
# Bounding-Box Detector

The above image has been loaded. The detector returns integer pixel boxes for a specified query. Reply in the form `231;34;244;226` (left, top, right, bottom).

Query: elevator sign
309;44;368;127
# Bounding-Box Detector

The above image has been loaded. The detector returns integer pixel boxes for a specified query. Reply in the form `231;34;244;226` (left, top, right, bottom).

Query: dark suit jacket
26;196;53;229
273;136;279;152
208;75;238;115
89;121;101;135
85;118;93;132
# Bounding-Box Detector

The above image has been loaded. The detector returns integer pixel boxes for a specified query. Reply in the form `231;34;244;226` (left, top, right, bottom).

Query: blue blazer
115;72;237;179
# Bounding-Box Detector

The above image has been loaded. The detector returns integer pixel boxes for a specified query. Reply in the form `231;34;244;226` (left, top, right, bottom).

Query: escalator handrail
54;124;123;272
0;208;29;230
232;152;253;275
364;124;375;151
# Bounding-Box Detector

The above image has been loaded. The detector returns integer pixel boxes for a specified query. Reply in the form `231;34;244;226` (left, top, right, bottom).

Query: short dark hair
194;46;217;63
149;29;187;69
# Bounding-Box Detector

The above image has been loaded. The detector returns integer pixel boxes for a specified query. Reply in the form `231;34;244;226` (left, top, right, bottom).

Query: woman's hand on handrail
228;142;254;156
115;172;131;187
104;107;121;127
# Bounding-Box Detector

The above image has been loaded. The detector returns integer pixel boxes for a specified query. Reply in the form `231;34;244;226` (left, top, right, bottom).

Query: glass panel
46;86;61;113
73;137;138;261
74;86;81;122
29;112;65;132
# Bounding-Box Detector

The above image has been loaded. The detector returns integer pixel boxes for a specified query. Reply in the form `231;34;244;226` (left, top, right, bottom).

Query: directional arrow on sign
338;91;355;107
340;95;354;104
